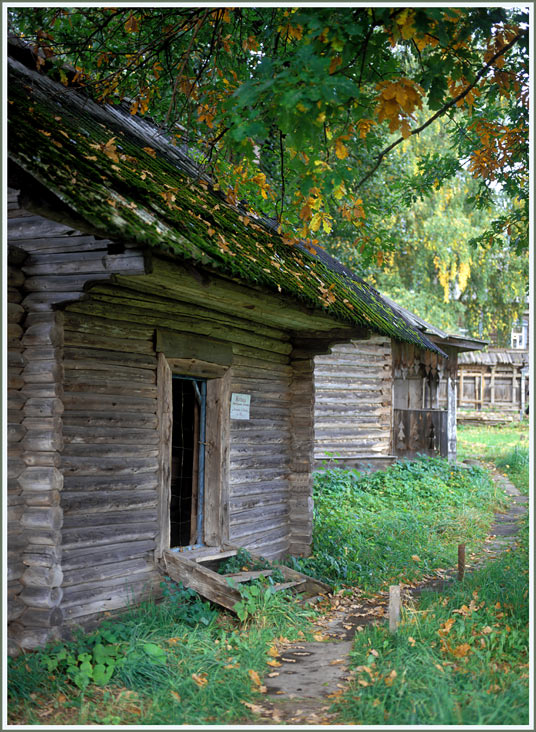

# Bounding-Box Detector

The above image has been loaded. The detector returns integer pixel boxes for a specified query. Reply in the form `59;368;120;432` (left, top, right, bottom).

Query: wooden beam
161;550;241;611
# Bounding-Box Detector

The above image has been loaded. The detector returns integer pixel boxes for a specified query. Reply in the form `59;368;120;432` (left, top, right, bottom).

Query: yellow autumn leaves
375;78;424;138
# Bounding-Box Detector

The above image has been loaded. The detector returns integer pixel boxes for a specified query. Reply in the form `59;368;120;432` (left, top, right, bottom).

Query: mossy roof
8;56;441;352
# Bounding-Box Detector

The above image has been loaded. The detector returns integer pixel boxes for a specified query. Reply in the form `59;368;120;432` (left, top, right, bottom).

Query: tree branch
356;30;526;190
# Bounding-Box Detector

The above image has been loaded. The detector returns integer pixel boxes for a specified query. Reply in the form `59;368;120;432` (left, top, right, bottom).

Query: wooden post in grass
389;585;401;633
458;544;466;581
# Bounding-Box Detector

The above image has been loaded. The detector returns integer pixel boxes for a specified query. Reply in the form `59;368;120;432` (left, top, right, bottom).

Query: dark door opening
170;376;206;548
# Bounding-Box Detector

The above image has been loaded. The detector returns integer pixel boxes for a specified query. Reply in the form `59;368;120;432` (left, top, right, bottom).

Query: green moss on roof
8;58;439;351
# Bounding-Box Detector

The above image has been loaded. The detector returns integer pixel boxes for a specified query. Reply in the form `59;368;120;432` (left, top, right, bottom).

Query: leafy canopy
9;6;529;266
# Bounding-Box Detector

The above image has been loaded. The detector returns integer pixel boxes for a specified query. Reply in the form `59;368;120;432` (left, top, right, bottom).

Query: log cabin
7;47;442;653
313;292;485;469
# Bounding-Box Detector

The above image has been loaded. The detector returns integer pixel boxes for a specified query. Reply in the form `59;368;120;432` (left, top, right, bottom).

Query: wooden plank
155;353;172;559
223;570;274;582
161;550;241;612
204;372;231;546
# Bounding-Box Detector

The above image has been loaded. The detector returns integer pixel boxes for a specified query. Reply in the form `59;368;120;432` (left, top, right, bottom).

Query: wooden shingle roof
8;54;441;352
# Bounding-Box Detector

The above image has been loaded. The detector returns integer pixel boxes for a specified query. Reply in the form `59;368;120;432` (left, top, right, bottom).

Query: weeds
335;514;529;725
8;578;315;726
286;456;504;592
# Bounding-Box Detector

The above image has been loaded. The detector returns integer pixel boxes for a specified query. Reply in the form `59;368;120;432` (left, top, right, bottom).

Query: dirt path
248;462;528;725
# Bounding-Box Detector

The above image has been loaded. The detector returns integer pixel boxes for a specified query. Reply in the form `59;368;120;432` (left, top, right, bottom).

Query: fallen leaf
170;690;181;702
248;669;261;686
452;643;471;658
384;669;397;686
192;672;208;687
411;555;421;562
329;658;345;665
313;633;328;642
482;626;493;635
408;636;416;646
267;672;280;677
241;701;264;714
143;146;156;157
267;646;279;657
267;660;281;667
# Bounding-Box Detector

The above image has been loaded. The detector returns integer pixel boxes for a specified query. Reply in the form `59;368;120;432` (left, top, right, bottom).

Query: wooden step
271;580;306;592
160;545;332;613
224;570;274;583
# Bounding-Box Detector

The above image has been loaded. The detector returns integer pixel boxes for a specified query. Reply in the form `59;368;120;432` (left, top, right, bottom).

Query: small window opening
170;376;206;548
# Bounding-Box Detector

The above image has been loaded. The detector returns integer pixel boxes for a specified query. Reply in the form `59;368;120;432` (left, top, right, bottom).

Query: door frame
155;352;231;559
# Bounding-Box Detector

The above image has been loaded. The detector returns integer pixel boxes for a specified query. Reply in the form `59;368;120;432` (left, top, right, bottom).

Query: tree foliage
9;6;529;259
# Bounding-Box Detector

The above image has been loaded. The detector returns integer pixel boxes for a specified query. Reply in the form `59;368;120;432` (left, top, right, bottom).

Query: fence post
389;585;401;633
458;543;466;582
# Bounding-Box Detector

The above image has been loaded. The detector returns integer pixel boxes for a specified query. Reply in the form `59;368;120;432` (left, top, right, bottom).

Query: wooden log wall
7;189;148;649
7;244;28;655
313;337;393;468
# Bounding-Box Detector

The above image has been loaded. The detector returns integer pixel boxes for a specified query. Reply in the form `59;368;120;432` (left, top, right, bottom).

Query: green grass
8;580;316;726
458;421;530;494
334;514;529;725
286;456;506;593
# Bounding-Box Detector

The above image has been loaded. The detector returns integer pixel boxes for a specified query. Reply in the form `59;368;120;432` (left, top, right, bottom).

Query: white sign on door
230;393;251;420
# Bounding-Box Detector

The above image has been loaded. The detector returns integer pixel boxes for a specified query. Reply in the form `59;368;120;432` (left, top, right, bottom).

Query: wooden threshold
159;545;331;612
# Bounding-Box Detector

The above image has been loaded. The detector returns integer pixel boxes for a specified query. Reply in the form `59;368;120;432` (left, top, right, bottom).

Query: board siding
313;337;394;468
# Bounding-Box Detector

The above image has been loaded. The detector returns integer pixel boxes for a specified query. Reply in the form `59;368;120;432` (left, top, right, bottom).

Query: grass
8;578;317;725
286;456;506;593
8;437;529;725
332;424;530;726
457;421;529;494
334;514;529;725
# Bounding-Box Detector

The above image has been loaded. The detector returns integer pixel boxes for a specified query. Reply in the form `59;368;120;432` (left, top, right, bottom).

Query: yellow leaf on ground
248;669;261;686
408;636;416;646
170;690;181;702
267;660;281;667
384;670;397;686
267;646;279;657
452;643;472;658
192;672;208;687
411;555;421;562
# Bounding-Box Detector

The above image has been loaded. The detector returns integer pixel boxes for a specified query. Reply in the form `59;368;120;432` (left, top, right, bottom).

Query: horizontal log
22;293;83;312
21;321;63;347
22;431;63;452
62;425;159;442
62;473;158;492
8;265;25;287
8;623;58;652
20;606;64;628
23;452;62;468
64;365;156;383
8;214;75;239
61;569;157;606
62;490;157;514
21;564;63;588
21;383;63;399
62;392;157;413
86;284;288;341
22;528;62;546
8;302;25;323
62;508;157;529
21;507;63;531
8;596;26;622
61;524;157;549
63;346;156;368
62;539;155;571
61;456;159;476
63;329;154;354
63;311;152;340
23;545;62;567
67;299;292;356
63;412;158;429
62;576;159;620
19;586;63;609
62;557;153;588
63;444;159;459
22;489;61;507
24;397;64;417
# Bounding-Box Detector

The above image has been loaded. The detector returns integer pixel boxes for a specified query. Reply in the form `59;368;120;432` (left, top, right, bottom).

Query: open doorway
170;376;206;548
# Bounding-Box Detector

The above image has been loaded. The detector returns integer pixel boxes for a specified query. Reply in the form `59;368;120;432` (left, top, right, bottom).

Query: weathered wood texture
8;196;323;640
313;337;394;469
457;364;528;412
393;408;448;457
